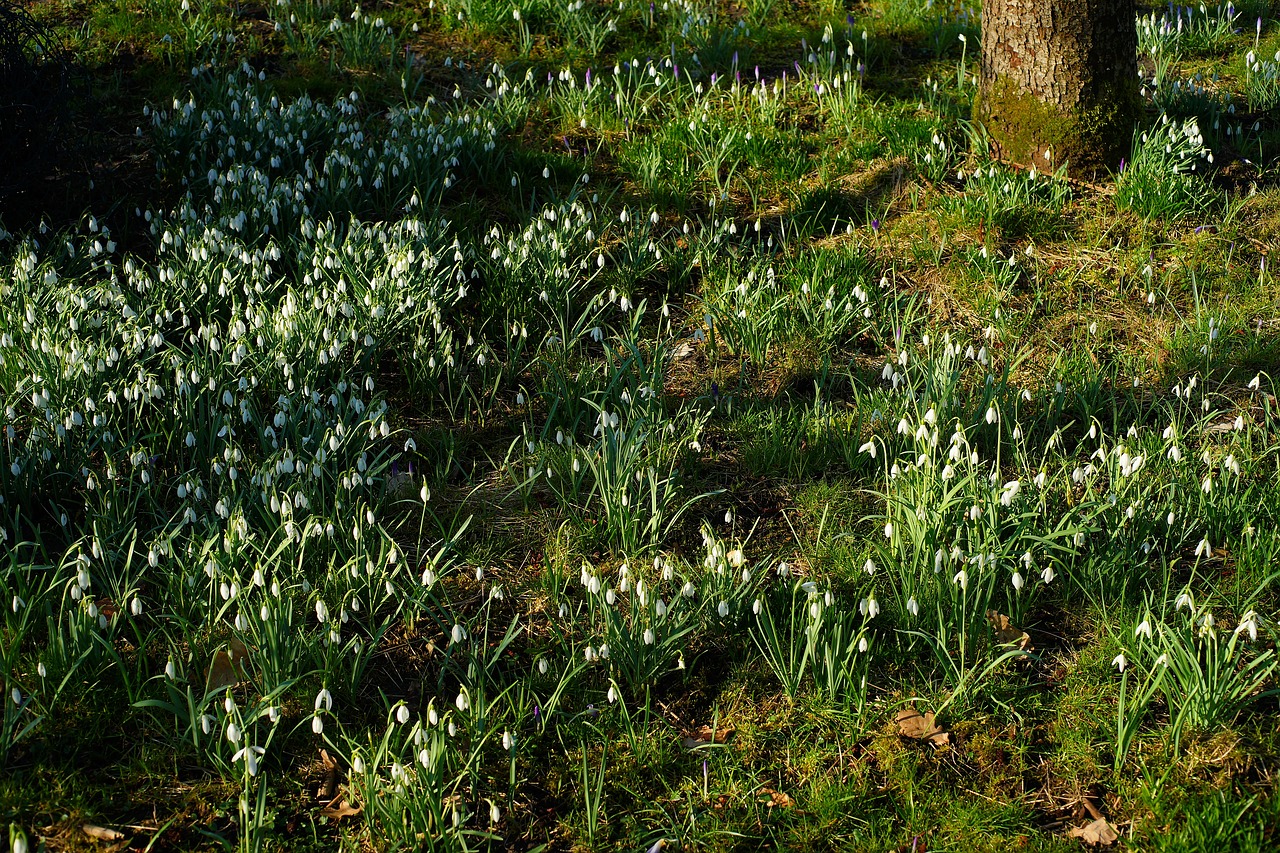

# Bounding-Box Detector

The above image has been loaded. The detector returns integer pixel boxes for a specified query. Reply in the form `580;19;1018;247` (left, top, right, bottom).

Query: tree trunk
976;0;1138;178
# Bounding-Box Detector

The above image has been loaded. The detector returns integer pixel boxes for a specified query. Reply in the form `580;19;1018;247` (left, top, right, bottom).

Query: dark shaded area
0;1;75;214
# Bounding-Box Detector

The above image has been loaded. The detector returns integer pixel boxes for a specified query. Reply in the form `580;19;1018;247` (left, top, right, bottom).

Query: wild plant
343;704;501;851
750;576;873;715
1242;47;1280;110
1121;592;1277;736
1116;115;1217;219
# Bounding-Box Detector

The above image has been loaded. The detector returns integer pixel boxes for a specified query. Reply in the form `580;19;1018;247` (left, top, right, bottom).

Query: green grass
1;0;1279;851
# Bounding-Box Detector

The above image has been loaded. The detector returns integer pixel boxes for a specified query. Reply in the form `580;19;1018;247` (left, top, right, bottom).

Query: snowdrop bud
312;715;324;734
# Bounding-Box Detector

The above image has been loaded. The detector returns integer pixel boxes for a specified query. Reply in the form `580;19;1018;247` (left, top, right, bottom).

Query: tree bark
976;0;1138;178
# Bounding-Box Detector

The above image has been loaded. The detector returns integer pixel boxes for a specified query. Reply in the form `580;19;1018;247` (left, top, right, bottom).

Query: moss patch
975;74;1139;178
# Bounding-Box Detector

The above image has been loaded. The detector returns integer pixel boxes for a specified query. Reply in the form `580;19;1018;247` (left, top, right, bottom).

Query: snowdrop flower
1194;537;1212;558
884;522;894;539
1175;591;1194;610
717;600;729;618
865;596;880;619
607;685;617;703
1011;571;1024;592
1235;611;1258;641
857;440;876;458
456;691;470;711
1154;653;1170;667
863;558;876;576
953;570;968;591
907;596;919;616
1112;653;1128;672
397;704;411;725
1040;565;1055;584
312;715;324;735
1135;619;1152;639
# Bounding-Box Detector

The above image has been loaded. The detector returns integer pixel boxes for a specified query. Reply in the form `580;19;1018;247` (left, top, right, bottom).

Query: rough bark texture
976;0;1138;178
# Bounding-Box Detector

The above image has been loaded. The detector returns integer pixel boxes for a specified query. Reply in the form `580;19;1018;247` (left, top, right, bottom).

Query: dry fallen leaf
681;723;734;750
81;824;125;842
757;787;795;808
1068;817;1118;846
895;707;950;746
318;748;339;801
986;610;1032;651
320;799;362;820
206;638;250;692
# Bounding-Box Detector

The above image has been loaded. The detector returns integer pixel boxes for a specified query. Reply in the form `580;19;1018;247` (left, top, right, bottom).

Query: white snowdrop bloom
953;570;969;591
312;716;324;735
907;597;919;616
1112;653;1128;672
866;596;880;619
1175;592;1194;610
226;722;242;744
1041;565;1055;584
456;691;470;711
863;558;876;576
682;581;696;598
1011;571;1024;591
858;440;876;458
717;600;729;618
1135;619;1152;640
315;600;328;623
